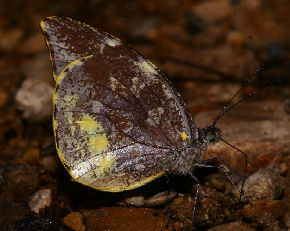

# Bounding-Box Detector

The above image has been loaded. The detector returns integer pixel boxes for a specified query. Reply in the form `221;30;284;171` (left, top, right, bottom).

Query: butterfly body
40;17;217;192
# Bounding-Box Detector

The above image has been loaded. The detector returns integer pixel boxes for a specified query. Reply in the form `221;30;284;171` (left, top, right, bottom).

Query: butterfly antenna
220;137;248;202
212;67;262;127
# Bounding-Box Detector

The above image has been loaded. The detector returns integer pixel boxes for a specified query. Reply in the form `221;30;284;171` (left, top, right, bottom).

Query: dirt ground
0;0;289;230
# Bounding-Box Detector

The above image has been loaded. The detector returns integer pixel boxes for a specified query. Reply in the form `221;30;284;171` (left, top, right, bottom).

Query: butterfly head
203;126;221;143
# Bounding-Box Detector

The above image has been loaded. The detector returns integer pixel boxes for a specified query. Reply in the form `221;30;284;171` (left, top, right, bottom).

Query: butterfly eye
205;126;221;143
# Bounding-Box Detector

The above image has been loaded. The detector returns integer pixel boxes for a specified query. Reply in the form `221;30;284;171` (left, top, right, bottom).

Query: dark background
0;0;289;230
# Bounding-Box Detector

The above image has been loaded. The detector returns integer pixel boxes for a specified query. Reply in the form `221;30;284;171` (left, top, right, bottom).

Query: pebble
19;32;46;54
63;212;85;231
226;31;244;47
124;196;145;207
0;28;24;51
124;190;177;207
233;165;285;202
243;200;288;230
29;189;52;214
40;156;61;173
1;164;39;202
23;148;41;164
21;52;52;82
85;207;172;231
0;90;8;109
171;186;234;228
208;220;258;231
0;199;29;231
192;0;232;22
144;190;177;207
164;45;257;81
15;213;74;231
15;78;53;122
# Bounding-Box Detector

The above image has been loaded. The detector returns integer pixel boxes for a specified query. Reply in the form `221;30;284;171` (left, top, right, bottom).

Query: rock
29;189;52;214
235;0;287;46
23;148;41;164
164;45;257;81
243;200;289;230
0;90;8;109
192;0;232;23
21;52;52;82
0;199;29;231
40;156;61;173
194;100;290;175
0;164;39;202
144;190;177;207
63;212;85;231
124;190;177;208
85;207;172;231
15;78;53;122
171;186;234;228
233;165;285;202
208;220;258;231
124;196;145;207
19;33;46;54
226;31;245;47
0;28;24;52
15;213;74;231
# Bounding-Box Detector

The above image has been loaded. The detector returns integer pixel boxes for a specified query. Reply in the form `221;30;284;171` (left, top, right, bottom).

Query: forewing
40;16;137;80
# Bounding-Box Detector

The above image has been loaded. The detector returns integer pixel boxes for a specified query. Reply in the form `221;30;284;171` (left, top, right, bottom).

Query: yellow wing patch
77;114;103;132
89;134;109;153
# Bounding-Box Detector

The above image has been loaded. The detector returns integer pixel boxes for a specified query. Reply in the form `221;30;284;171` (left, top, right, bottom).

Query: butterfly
40;16;231;194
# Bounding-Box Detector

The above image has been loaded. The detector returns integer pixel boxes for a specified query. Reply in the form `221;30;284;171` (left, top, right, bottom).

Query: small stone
0;90;8;109
280;162;287;175
0;172;3;190
233;165;285;202
29;189;52;214
63;212;85;231
0;199;29;231
0;28;24;51
21;52;52;82
23;148;41;164
85;207;172;231
15;78;53;122
144;190;177;207
226;31;244;47
15;213;74;231
2;165;39;202
192;0;232;23
243;200;288;230
40;156;61;173
19;32;46;54
171;186;234;227
124;196;145;207
208;220;258;231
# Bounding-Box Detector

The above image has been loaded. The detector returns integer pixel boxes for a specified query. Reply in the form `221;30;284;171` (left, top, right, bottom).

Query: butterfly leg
194;163;247;202
165;170;171;228
202;156;246;178
188;172;200;225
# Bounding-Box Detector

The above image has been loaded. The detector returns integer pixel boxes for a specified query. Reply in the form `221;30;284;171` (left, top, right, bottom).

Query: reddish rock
85;207;172;231
208;220;258;231
63;212;85;231
243;200;289;230
233;165;285;202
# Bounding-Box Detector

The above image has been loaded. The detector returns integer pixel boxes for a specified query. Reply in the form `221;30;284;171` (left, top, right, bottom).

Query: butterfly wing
40;16;138;81
42;17;199;191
